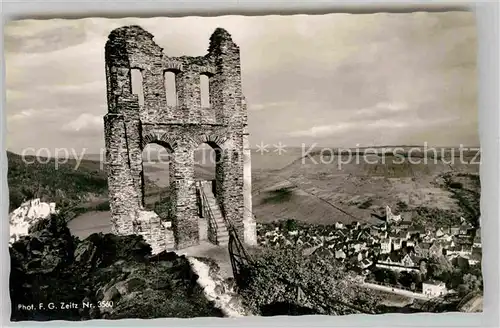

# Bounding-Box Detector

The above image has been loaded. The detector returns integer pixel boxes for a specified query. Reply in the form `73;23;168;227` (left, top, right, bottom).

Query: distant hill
251;150;480;227
6;151;108;213
8;145;481;230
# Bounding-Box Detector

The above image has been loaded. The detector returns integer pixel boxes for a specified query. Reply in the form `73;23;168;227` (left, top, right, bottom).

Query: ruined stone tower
103;25;256;249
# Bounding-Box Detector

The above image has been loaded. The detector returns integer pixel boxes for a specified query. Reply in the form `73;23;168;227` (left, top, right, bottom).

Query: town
257;205;482;299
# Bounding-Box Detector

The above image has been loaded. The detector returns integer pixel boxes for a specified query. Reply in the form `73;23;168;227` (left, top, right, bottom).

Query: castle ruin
103;25;256;250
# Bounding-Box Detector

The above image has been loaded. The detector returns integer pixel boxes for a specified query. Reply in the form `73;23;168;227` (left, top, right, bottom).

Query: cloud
4;13;479;153
7;109;38;122
288;123;354;138
249;101;294;111
35;80;106;94
5;89;25;102
7;108;62;123
62;113;103;132
287;109;459;140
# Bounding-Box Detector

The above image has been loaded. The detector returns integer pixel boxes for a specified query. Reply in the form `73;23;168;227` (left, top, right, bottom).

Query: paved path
360;282;431;301
176;241;234;279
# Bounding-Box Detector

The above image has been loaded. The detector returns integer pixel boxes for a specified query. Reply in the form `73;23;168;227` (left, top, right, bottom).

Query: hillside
8;146;481;231
6;151;165;217
7;151;109;213
251;150;480;228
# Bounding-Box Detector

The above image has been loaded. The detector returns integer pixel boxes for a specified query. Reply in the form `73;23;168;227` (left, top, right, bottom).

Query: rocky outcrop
187;257;251;317
9;198;57;244
9;215;223;321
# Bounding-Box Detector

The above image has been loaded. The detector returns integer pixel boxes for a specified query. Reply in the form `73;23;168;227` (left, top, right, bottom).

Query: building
380;238;392;254
360;258;373;270
437;233;453;242
435;228;445;238
386;205;402;223
473;229;481;248
408;225;426;237
450;226;460;236
335;248;347;260
459;224;474;236
446;244;473;258
351;241;367;252
415;242;432;257
397;230;410;240
355;229;371;241
376;252;420;273
398;218;413;229
401;253;422;268
406;240;416;247
468;247;482;266
422;280;448;297
393;238;403;251
429;242;444;258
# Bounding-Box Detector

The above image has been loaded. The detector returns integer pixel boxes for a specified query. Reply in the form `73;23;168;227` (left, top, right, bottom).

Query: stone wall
104;25;256;251
133;210;175;254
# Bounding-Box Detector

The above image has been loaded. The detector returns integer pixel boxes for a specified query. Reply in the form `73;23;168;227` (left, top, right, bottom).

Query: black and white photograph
5;11;483;321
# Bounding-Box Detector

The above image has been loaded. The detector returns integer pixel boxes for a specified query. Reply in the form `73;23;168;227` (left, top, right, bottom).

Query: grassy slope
7;150;221;219
8;146;481;229
251;150;480;227
7;151;109;213
7;151;169;215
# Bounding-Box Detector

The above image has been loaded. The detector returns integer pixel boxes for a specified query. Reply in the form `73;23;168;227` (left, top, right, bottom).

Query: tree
386;270;400;285
285;219;298;232
419;260;428;277
372;268;388;283
396;200;409;212
428;256;453;281
458;273;482;296
398;271;413;288
240;247;383;315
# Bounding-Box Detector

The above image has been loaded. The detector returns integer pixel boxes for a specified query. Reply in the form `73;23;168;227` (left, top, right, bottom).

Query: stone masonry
104;25;257;250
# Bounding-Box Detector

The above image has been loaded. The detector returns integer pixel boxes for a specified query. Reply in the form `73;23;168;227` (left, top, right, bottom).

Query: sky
4;12;478;155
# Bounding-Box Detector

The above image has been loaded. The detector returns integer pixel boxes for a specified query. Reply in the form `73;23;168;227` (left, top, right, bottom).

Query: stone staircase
201;183;230;246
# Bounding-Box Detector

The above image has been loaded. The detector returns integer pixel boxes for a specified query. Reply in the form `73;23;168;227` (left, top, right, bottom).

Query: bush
396;200;409;212
358;199;373;209
284;219;298;232
449;182;463;189
239;247;383;315
262;187;294;204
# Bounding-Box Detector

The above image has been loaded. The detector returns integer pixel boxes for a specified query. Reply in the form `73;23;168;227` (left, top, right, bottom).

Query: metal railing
196;181;219;245
218;199;240;238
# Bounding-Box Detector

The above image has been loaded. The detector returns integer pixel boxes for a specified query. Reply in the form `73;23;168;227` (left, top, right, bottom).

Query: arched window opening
200;74;210;108
164;71;178;106
142;143;173;221
194;143;216;181
130;69;144;107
